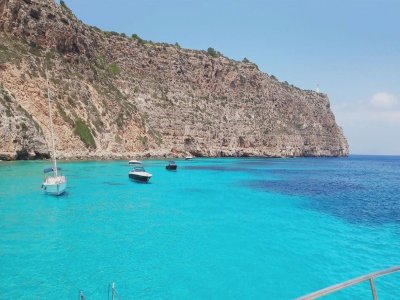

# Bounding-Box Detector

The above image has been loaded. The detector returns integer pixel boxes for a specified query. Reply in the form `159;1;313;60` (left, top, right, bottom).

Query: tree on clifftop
207;47;218;57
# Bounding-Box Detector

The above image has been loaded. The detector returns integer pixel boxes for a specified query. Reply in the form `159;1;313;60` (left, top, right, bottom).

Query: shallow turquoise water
0;156;399;299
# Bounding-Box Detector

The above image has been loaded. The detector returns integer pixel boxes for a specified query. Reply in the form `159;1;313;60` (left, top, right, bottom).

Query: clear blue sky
61;0;400;155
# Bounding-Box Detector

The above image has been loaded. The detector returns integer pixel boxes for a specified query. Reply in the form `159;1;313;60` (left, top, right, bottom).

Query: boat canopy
43;167;61;173
133;166;145;172
43;167;53;173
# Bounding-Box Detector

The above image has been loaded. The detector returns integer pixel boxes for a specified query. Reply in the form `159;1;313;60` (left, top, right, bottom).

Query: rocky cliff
0;0;348;160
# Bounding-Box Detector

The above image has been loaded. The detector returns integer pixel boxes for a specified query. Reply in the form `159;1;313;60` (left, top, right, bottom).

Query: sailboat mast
45;68;58;177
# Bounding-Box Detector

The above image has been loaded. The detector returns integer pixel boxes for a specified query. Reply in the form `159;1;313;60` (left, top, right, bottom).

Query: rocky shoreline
0;149;347;161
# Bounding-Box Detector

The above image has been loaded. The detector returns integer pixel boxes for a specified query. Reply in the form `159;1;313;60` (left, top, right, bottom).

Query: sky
60;0;400;155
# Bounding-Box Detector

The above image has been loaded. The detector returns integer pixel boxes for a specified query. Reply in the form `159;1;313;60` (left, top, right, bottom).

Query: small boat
42;167;67;195
128;159;142;165
166;161;177;171
129;166;152;183
42;68;67;196
185;155;193;160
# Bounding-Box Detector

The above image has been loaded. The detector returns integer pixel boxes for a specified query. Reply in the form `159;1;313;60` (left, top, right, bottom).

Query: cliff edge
0;0;348;160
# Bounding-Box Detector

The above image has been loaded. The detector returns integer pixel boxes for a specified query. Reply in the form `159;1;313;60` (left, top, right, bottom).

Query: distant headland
0;0;348;161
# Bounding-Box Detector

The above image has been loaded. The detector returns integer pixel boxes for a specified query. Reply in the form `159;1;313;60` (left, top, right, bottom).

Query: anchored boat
128;159;142;165
166;161;177;171
41;69;67;196
129;166;152;183
42;167;66;195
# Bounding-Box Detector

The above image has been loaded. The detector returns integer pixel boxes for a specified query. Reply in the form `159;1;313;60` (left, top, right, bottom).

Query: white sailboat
42;69;67;196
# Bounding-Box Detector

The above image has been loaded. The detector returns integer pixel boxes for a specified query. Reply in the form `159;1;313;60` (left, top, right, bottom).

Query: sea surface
0;155;399;299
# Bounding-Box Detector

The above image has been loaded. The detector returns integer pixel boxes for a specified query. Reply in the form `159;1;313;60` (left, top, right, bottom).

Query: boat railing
296;265;400;300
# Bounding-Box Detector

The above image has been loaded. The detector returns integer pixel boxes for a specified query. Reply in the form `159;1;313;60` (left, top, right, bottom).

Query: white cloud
370;92;399;109
331;94;400;155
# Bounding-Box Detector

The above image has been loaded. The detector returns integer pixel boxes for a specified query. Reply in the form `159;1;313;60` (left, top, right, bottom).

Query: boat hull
129;173;151;183
42;181;67;196
166;165;177;171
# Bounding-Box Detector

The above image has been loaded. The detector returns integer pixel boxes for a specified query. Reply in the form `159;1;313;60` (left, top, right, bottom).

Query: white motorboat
128;159;142;165
41;68;67;196
129;166;152;183
185;155;193;160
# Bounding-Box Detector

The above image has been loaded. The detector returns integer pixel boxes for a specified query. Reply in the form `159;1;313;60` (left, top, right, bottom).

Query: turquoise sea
0;156;399;299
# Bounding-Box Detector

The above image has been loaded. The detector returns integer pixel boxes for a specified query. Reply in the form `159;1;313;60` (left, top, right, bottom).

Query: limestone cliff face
0;0;348;160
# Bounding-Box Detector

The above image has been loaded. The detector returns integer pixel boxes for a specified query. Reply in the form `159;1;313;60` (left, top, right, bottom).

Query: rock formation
0;0;348;160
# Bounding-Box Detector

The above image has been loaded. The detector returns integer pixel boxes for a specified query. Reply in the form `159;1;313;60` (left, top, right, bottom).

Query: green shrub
60;0;72;14
20;122;28;131
29;42;41;56
94;56;106;69
67;96;75;107
104;31;128;39
60;0;67;9
207;47;218;57
242;57;250;63
116;113;124;128
131;33;146;45
108;63;121;76
175;42;181;49
270;75;278;81
74;119;96;148
137;135;148;146
4;92;12;102
91;26;101;32
0;44;8;52
57;103;74;126
115;135;122;143
149;129;163;145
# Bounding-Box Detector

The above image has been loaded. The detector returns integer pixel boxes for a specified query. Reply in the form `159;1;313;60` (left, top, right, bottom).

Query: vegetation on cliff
74;119;96;149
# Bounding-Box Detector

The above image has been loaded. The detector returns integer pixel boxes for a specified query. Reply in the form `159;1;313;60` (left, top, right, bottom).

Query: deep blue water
0;155;399;299
244;156;400;226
